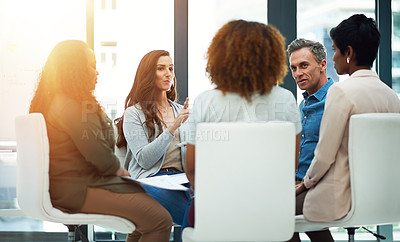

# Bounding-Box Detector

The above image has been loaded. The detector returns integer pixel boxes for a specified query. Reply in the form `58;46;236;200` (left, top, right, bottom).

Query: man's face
289;47;326;95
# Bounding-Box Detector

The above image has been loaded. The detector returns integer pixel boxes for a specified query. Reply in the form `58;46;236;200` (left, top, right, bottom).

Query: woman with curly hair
30;40;172;242
185;19;302;227
115;50;191;232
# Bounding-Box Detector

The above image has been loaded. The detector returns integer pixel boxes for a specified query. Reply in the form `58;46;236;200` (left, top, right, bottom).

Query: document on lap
122;173;189;191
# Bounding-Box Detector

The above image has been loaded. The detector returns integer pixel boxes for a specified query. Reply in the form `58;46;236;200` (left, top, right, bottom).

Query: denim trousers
141;171;192;230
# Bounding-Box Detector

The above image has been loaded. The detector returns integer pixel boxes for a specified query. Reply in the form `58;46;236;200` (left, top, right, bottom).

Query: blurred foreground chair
182;122;296;242
15;113;135;242
295;113;400;241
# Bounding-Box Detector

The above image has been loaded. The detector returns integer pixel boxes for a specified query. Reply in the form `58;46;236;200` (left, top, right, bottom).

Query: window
94;0;174;121
0;0;85;234
393;0;400;98
296;0;375;103
188;0;268;102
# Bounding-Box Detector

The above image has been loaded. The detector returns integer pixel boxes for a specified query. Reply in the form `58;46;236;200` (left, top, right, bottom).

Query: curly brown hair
206;19;287;101
29;40;101;117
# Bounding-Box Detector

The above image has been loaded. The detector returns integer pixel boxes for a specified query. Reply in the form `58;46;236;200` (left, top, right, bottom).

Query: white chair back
15;113;135;233
347;113;400;225
15;113;51;219
295;113;400;233
188;122;296;241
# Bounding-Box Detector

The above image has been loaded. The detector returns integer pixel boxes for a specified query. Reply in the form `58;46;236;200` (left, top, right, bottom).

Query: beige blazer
303;70;400;222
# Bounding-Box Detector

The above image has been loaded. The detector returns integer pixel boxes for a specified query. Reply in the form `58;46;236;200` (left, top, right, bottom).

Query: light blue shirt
296;78;334;180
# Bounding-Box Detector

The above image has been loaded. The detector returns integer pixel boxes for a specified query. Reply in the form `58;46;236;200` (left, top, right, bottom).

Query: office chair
182;122;296;241
15;113;135;242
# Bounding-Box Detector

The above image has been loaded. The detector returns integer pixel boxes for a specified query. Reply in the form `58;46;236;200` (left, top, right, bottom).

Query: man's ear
320;59;327;72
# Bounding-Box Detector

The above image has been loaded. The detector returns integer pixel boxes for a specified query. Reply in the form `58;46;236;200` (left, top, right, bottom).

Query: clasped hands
295;181;307;196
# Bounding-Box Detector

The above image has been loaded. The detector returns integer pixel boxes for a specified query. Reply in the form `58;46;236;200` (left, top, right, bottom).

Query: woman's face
87;50;99;90
331;40;348;75
155;55;174;92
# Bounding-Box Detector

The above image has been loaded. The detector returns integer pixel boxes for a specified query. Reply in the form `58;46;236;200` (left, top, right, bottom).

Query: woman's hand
168;97;189;135
295;182;307;196
115;167;130;177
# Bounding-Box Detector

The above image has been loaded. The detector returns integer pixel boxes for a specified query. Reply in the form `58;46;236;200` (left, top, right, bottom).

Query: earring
346;57;351;64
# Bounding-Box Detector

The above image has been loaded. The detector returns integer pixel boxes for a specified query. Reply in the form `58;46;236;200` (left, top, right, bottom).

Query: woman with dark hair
330;14;380;71
115;50;191;231
288;14;400;242
30;40;172;242
185;19;302;227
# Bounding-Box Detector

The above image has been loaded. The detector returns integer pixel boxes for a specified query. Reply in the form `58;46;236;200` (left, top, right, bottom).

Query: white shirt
187;86;302;145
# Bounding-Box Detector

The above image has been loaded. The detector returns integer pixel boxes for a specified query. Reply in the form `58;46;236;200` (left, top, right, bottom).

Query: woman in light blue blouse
115;50;191;234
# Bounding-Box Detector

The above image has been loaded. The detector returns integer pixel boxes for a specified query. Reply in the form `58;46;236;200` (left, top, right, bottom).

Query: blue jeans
141;171;191;229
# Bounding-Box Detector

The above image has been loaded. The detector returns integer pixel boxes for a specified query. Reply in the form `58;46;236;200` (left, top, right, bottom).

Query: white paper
122;173;189;191
166;173;190;185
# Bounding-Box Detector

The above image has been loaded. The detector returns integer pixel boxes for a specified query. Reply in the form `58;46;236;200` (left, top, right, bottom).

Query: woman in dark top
29;40;172;242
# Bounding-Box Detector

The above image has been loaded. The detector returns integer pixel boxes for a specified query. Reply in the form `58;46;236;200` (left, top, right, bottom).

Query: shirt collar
350;69;379;78
302;78;335;101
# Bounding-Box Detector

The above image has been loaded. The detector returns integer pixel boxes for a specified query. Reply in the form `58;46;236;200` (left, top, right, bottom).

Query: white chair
15;113;135;242
182;122;296;242
295;113;400;241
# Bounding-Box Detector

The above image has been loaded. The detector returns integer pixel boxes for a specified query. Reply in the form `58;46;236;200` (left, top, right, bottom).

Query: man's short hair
287;38;327;63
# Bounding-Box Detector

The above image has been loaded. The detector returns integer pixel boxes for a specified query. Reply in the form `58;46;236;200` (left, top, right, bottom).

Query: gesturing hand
168;97;189;135
177;97;190;124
